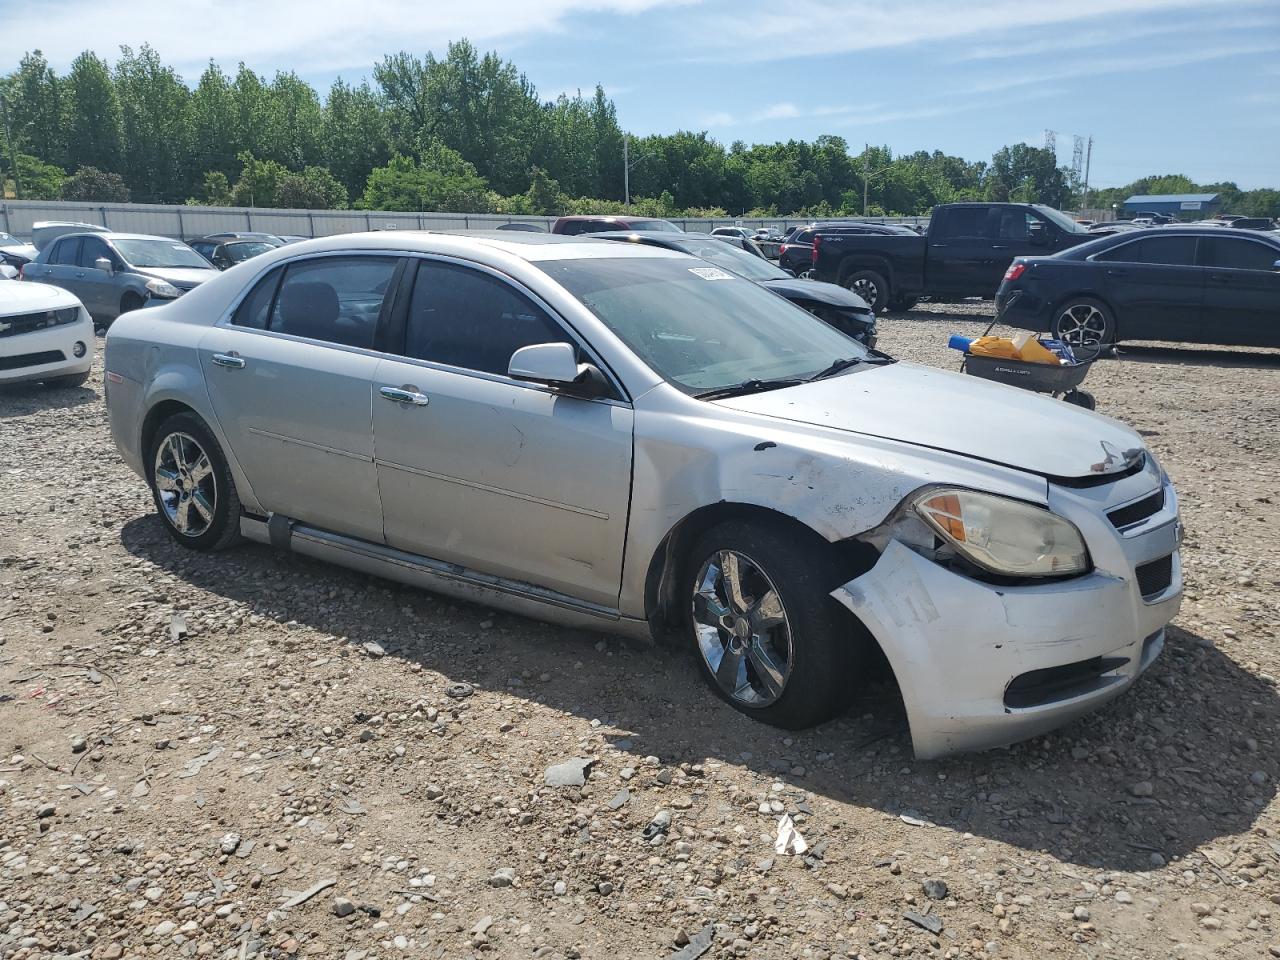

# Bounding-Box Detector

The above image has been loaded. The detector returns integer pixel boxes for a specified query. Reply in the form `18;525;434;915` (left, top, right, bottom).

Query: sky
2;0;1278;189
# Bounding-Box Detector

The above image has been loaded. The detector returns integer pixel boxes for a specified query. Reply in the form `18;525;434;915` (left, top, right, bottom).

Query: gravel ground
2;301;1279;960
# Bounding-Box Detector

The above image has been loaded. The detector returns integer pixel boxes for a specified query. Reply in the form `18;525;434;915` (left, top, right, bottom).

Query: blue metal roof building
1123;193;1221;217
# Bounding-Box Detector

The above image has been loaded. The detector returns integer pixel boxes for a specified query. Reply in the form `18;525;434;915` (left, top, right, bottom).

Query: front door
927;207;996;296
74;235;118;318
198;254;404;543
1094;234;1203;342
1197;235;1280;347
372;258;634;609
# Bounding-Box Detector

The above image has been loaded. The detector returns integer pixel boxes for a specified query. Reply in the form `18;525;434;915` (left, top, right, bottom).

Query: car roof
55;231;183;243
264;230;684;263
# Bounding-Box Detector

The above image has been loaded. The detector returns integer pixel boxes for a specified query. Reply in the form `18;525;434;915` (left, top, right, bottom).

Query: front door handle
380;385;430;406
74;271;86;278
211;352;246;369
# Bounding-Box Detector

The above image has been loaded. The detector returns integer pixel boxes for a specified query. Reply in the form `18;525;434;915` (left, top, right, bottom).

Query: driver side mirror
0;264;17;280
94;256;114;274
509;342;612;399
1273;259;1280;271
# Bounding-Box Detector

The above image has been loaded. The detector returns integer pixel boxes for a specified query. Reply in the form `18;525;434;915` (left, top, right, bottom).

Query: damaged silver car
103;232;1182;758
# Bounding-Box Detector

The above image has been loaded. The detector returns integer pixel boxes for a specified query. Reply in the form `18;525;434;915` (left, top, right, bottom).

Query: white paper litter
774;814;808;855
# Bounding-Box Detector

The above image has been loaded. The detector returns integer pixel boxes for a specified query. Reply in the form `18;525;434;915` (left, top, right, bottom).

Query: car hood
713;361;1144;480
0;279;82;312
0;242;38;261
759;277;872;312
135;266;218;290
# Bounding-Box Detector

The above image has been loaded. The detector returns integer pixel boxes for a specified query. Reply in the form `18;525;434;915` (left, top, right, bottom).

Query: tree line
2;41;1277;220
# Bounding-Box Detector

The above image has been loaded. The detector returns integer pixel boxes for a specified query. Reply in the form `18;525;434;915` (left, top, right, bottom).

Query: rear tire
684;518;860;730
843;268;889;314
145;412;243;551
1051;297;1115;360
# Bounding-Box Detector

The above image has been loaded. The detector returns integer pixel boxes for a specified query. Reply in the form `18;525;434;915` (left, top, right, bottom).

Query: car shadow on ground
1110;344;1280;369
0;381;97;419
120;514;1279;873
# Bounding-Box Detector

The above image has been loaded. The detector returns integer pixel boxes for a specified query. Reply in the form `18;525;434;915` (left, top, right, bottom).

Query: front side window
631;219;681;233
78;236;113;268
1200;236;1279;271
269;256;399;348
404;260;572;375
539;256;866;393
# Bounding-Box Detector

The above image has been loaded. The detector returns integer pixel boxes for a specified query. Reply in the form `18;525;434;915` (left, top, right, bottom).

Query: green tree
322;78;390;196
7;51;65;168
190;170;233;205
190;62;239;180
986;144;1069;208
361;150;490;212
14;152;65;199
230;151;288;206
267;72;324;169
114;45;192;201
276;166;348;209
65;52;122;173
60;165;131;201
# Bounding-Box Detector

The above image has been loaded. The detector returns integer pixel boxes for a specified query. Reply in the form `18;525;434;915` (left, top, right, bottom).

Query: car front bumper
0;318;95;384
833;470;1182;759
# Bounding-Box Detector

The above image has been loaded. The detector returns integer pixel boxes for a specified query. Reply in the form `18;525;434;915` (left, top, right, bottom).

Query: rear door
1197;235;1280;347
1093;234;1203;342
927;207;993;296
371;257;634;608
198;254;404;543
35;237;82;295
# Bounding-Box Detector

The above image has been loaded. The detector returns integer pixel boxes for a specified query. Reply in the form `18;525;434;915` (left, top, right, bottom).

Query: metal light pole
1080;136;1093;212
0;91;21;201
624;134;630;208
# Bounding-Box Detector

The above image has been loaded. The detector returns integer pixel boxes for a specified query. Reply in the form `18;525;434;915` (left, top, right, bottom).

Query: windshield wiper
694;378;804;400
808;352;896;381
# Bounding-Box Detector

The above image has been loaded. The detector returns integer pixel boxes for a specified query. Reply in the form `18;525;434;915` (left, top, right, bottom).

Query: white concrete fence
0;199;927;242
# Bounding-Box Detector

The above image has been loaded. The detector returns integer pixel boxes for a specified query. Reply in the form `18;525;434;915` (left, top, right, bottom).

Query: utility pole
863;143;869;216
0;91;20;201
1081;136;1093;212
624;134;630;209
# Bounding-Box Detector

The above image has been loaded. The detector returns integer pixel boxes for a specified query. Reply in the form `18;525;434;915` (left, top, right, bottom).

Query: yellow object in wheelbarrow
967;332;1062;365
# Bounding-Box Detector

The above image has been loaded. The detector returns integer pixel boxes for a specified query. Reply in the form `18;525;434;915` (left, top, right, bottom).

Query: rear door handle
211;352;246;369
1208;273;1230;283
1105;268;1128;278
990;244;1009;250
74;271;86;278
380;385;430;406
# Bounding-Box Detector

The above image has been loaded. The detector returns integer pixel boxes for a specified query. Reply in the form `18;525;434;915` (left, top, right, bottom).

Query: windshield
665;236;789;282
0;233;22;247
113;239;212;269
224;241;276;262
630;219;681;233
1033;205;1089;234
539;256;867;393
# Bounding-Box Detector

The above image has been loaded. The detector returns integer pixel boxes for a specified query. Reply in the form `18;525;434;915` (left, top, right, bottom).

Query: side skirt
240;515;651;641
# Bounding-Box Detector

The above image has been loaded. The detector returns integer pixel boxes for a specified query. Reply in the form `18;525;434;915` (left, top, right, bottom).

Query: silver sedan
104;232;1181;757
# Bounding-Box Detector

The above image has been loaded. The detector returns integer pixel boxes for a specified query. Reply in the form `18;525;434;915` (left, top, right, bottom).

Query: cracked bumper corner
832;539;1181;760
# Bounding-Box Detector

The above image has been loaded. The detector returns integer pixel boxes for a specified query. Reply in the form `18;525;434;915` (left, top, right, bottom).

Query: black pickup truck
811;202;1094;312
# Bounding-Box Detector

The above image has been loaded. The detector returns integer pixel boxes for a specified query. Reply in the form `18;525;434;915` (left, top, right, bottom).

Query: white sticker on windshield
172;244;187;250
688;266;735;281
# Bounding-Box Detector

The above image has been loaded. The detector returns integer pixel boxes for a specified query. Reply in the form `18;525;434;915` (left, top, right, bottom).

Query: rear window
628;219;681;233
789;230;814;245
1096;235;1197;266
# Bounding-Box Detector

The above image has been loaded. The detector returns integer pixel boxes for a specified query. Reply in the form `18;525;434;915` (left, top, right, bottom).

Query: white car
0;278;94;387
104;232;1181;758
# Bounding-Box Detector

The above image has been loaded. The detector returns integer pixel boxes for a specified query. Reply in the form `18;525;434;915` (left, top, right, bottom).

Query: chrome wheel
849;276;879;304
153;432;216;538
692;550;793;706
1054;302;1109;358
798;267;817;280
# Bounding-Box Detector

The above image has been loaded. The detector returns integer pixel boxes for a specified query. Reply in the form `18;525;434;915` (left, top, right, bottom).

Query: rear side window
404;260;572;376
933;208;988;239
557;221;587;236
790;230;814;245
1199;237;1278;271
232;267;284;330
269;256;399;348
51;238;82;265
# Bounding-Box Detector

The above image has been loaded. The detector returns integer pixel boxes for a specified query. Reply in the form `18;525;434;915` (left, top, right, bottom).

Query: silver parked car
104;232;1182;758
24;232;218;327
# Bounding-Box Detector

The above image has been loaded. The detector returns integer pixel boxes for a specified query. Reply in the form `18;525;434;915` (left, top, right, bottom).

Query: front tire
843;268;889;314
887;294;918;312
145;412;243;551
1051;297;1115;360
685;519;859;729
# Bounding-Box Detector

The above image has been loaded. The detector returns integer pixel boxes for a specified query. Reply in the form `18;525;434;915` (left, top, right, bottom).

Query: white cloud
702;111;735;126
750;102;799;121
683;0;1268;63
0;0;695;76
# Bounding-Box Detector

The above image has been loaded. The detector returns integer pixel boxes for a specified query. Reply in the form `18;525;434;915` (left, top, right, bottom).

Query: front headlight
911;488;1089;578
145;279;182;299
54;307;80;326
